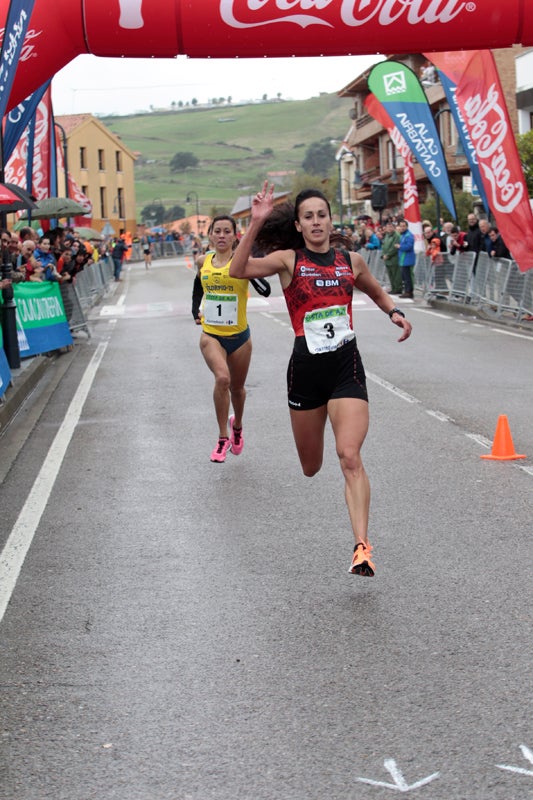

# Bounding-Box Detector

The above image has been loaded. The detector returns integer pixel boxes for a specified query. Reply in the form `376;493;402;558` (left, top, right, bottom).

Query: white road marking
496;744;533;777
366;372;419;404
426;409;455;423
0;343;108;624
356;758;440;792
490;328;533;341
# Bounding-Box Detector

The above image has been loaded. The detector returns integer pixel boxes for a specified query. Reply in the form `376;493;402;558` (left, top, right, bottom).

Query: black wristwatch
388;307;405;319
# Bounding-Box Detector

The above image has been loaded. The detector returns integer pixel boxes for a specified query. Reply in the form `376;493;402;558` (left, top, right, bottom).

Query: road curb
0;354;56;434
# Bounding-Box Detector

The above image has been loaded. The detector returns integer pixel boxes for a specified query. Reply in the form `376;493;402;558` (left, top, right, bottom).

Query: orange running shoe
348;542;375;577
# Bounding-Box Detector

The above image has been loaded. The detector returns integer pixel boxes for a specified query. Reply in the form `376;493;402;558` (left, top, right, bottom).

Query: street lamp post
54;121;69;198
186;191;200;235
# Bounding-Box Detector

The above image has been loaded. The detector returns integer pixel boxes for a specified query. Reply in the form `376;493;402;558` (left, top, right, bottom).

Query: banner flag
0;281;73;356
427;50;533;272
5;83;54;201
364;93;425;254
0;328;12;399
368;61;457;219
0;0;36;122
423;59;490;214
3;78;49;162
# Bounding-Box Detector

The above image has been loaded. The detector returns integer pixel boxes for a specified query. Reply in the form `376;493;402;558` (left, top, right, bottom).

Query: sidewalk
0;354;56;435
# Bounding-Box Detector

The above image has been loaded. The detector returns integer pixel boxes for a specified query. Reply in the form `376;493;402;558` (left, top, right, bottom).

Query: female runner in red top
230;183;412;577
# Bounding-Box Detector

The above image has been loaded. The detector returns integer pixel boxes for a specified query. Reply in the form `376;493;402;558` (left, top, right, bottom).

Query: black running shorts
287;336;368;411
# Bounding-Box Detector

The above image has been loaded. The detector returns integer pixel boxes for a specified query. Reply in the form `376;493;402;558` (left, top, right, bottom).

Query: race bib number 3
204;293;238;326
303;305;355;354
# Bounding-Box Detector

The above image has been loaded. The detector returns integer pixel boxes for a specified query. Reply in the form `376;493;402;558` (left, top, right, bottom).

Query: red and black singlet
283;247;355;339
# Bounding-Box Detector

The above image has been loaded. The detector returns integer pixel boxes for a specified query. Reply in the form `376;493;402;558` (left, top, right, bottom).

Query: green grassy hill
101;93;353;220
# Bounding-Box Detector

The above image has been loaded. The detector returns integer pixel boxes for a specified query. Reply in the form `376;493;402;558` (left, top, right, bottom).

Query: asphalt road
0;255;531;800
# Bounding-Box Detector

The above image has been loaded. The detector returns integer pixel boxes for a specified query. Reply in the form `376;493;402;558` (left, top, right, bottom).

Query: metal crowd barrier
130;240;186;262
363;248;533;323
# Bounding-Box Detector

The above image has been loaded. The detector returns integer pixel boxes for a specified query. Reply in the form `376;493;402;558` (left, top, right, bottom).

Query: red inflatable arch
2;0;533;113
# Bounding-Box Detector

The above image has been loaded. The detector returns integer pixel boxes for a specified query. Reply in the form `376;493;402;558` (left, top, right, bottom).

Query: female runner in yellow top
195;215;252;462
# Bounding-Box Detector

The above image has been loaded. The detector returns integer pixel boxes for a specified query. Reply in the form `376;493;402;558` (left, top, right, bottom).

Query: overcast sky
51;53;383;116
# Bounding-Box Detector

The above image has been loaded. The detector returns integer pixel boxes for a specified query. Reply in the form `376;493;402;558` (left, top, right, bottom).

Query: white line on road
366;372;419;404
490;327;533;341
0;342;108;625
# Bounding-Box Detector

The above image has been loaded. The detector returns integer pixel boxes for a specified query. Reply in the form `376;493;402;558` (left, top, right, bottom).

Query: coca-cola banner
364;92;424;253
2;0;533;114
368;60;457;219
428;50;533;272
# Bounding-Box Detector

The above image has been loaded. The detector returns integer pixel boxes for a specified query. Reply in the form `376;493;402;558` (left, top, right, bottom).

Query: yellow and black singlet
200;253;250;336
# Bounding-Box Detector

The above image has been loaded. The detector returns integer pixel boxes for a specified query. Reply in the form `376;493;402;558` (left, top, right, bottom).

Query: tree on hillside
164;204;186;222
141;202;165;226
290;172;335;207
419;190;481;230
301;139;337;178
170;151;199;172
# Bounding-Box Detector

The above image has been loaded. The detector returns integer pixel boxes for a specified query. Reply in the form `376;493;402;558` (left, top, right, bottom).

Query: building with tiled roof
55;114;137;234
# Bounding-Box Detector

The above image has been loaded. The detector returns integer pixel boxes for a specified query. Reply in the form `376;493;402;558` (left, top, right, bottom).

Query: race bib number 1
303;304;355;354
204;293;238;326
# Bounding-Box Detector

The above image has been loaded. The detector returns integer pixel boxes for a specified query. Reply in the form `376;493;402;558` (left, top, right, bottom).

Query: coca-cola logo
463;84;523;213
220;0;470;29
0;27;43;62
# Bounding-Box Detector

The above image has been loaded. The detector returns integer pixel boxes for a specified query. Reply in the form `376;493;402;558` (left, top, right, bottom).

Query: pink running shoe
229;416;244;455
210;437;231;463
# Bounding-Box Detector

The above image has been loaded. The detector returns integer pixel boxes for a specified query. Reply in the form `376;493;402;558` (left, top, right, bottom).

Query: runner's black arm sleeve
192;274;203;320
250;277;271;297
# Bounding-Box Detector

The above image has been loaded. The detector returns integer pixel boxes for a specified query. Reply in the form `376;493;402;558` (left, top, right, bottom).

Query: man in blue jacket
396;219;416;299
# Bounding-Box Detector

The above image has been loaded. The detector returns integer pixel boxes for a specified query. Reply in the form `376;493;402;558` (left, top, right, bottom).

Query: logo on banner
382;71;407;95
463;83;522;213
118;0;144;29
219;0;471;29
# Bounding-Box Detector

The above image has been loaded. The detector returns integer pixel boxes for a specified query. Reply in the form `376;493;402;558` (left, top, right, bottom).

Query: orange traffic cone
185;256;192;269
480;415;526;460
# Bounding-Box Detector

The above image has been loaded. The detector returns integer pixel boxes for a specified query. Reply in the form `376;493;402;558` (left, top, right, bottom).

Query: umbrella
13;218;42;233
0;182;37;214
355;214;372;221
74;226;104;240
20;197;89;220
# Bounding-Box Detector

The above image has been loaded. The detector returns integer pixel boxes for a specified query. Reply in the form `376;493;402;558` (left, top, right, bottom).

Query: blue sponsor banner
0;0;37;121
0;282;72;358
436;70;490;214
368;61;457;219
0;331;12;399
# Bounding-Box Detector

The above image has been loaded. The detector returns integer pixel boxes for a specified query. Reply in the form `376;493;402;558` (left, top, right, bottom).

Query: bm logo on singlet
315;279;339;287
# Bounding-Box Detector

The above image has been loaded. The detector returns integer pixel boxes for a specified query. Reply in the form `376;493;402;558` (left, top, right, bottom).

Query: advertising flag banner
426;65;490;214
0;328;12;399
427;50;533;272
5;83;54;200
1;282;73;356
368;60;457;219
0;0;36;121
3;79;49;162
364;93;425;253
